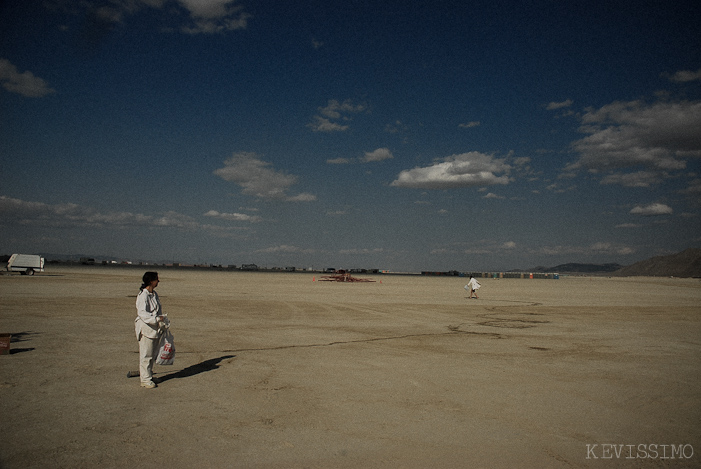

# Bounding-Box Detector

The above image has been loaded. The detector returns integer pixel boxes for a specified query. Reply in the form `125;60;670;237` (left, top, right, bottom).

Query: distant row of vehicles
5;253;45;275
2;255;376;275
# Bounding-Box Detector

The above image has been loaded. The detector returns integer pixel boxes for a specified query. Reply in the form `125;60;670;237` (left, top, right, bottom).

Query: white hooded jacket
135;289;162;340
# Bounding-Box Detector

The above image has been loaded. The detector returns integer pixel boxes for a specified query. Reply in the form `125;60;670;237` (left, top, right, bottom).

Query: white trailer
6;254;45;275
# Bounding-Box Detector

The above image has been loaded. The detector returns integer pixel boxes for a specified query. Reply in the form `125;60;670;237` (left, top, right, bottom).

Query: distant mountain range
611;248;701;278
521;248;701;277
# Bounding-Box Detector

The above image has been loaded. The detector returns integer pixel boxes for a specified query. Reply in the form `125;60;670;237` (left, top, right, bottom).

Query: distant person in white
135;271;165;389
465;275;481;299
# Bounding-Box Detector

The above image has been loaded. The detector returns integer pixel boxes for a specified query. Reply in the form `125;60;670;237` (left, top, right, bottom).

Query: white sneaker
140;381;157;389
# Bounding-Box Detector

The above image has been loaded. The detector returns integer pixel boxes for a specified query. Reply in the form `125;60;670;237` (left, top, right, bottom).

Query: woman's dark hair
140;271;159;291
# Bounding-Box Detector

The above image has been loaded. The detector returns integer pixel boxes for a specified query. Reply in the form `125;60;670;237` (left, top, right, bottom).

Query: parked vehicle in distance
6;253;45;275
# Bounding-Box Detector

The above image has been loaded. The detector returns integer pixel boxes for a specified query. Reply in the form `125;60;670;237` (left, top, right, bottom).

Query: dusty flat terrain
1;267;700;468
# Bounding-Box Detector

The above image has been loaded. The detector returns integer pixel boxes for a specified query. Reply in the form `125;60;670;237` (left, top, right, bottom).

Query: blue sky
1;0;700;271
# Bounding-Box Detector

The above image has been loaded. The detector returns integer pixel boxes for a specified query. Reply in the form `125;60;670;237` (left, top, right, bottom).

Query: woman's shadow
156;355;235;383
7;331;38;354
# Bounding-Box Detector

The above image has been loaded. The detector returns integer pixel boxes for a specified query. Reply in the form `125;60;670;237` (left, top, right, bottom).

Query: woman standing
135;271;165;388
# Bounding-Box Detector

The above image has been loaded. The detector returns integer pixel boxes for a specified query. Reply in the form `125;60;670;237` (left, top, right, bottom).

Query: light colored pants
138;335;160;384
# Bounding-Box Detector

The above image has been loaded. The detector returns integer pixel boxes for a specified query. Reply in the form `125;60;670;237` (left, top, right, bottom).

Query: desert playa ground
1;267;700;468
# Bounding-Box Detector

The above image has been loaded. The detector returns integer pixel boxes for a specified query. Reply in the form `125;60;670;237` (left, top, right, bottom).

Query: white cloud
483;192;505;199
630;203;673;216
253;244;320;256
362;148;393;163
213;152;314;201
49;0;250;35
204;210;262;222
180;14;251;34
546;99;573;110
390;152;511;189
462;248;492;255
589;242;614;251
0;195;256;243
565;100;701;183
307;116;349;132
152;211;201;228
586;242;634;255
0;59;55;97
338;248;384;255
599;170;665;188
530;242;634;256
327;148;393;165
0;195;149;228
615;223;642;228
667;68;701;83
385;120;407;134
0;195;201;229
531;245;583;256
513;157;531;166
256;245;309;254
165;0;253;34
307;99;365;132
502;241;516;249
178;0;236;19
286;192;317;202
458;121;481;128
319;99;365;118
327;157;350;165
679;178;701;194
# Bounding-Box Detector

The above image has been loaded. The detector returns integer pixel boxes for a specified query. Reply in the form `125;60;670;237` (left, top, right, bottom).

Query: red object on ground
318;270;375;282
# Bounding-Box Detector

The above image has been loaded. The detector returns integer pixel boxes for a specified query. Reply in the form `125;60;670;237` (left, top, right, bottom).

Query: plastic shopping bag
156;328;175;365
